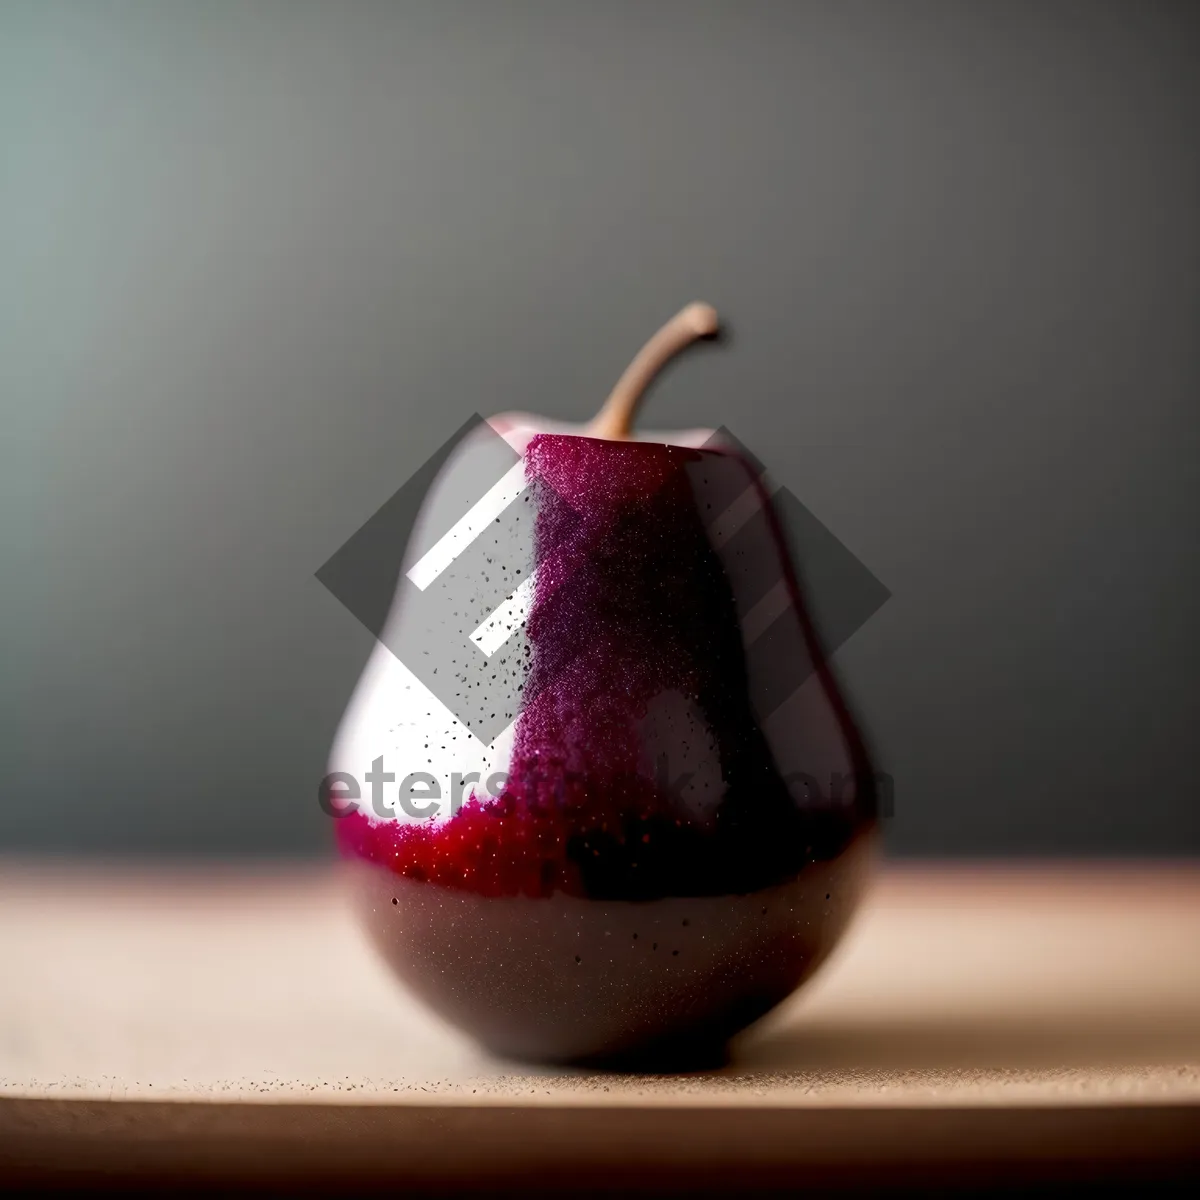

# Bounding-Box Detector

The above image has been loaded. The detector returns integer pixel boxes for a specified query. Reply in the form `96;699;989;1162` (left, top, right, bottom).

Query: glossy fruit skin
350;831;875;1066
334;432;879;1065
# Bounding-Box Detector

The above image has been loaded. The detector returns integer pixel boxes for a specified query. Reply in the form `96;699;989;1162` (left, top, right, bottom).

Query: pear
331;304;878;1064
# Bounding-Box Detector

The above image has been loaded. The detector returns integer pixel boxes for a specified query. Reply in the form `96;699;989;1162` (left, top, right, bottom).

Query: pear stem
586;302;720;440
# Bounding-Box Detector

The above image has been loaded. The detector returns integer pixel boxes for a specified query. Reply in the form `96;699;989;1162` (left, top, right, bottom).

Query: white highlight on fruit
470;572;538;657
406;459;529;591
328;642;517;827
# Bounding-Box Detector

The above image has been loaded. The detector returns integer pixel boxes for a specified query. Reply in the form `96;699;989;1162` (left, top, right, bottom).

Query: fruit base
347;828;876;1065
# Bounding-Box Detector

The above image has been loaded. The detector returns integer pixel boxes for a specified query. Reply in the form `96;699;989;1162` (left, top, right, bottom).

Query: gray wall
3;0;1197;858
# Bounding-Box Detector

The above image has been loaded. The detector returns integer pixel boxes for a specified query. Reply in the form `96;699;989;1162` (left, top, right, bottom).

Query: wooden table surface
2;860;1198;1192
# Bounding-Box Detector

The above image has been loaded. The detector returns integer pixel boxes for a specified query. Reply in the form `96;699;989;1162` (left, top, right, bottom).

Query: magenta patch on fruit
337;434;860;900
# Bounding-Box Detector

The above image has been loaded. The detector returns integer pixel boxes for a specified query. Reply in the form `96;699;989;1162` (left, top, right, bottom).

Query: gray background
3;0;1197;858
